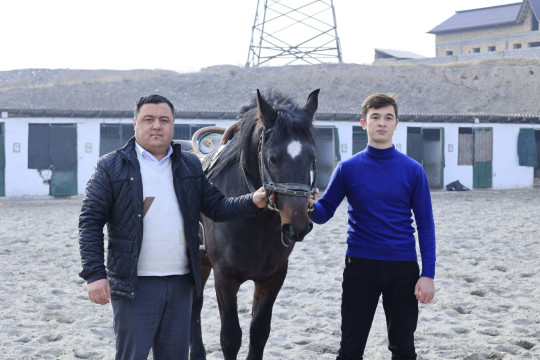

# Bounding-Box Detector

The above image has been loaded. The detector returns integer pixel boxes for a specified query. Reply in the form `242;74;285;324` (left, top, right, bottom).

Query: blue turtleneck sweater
310;145;436;278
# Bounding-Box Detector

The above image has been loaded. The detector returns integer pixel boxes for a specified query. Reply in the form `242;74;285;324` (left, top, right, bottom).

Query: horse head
255;88;319;244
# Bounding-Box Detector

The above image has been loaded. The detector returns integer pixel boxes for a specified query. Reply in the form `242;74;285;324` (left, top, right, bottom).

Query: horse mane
205;89;316;179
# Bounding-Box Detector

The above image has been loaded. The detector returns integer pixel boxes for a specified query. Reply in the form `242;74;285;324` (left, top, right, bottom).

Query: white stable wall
1;117;539;196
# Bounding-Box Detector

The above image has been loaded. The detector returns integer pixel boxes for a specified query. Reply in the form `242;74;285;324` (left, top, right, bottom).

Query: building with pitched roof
373;49;426;62
429;0;540;57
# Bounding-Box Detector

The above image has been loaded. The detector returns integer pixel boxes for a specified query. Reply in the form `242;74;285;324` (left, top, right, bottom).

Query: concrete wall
332;120;539;190
442;123;474;189
405;122;537;190
1;117;222;197
1;117;539;196
491;124;535;188
382;47;540;66
77;118;112;196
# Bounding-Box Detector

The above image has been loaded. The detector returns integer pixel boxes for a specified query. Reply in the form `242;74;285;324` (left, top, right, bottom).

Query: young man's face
133;102;174;160
360;105;398;149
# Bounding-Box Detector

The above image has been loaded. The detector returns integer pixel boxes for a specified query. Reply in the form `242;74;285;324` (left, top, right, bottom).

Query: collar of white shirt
135;141;173;166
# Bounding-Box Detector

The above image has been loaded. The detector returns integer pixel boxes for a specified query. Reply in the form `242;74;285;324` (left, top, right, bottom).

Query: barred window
174;124;211;140
100;124;133;156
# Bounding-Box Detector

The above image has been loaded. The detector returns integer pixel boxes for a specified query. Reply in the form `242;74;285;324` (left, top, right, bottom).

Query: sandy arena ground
0;188;539;359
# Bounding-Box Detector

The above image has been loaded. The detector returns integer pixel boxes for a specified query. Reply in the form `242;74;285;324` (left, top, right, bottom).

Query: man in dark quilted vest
78;94;268;360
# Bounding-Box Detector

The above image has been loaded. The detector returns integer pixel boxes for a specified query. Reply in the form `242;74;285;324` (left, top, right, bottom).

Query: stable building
1;110;539;197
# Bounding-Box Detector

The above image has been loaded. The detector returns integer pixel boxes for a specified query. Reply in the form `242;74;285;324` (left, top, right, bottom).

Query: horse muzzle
270;190;315;246
281;222;313;243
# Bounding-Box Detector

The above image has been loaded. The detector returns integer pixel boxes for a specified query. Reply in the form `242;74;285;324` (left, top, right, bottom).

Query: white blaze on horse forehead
287;140;303;159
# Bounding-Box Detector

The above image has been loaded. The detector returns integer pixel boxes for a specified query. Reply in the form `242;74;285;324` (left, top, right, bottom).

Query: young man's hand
308;188;320;207
415;277;435;304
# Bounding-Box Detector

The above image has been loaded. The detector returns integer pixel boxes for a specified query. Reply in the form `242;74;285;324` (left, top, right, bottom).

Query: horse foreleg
214;273;242;360
247;265;288;360
190;264;212;360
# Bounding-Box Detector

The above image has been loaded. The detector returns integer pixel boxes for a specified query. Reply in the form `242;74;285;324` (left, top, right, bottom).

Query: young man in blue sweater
309;93;436;359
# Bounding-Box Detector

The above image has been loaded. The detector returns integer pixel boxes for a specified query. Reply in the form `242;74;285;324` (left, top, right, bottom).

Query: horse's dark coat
190;89;320;360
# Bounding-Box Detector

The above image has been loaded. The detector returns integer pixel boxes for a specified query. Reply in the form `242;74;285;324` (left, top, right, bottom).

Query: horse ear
303;89;320;118
256;89;277;129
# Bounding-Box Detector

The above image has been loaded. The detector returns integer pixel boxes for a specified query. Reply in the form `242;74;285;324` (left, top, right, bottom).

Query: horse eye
269;155;277;166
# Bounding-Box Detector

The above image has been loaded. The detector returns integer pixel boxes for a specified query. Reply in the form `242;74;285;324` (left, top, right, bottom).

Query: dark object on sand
446;180;470;191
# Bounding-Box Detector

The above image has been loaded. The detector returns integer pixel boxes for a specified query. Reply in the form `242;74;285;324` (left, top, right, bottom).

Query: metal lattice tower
245;0;343;68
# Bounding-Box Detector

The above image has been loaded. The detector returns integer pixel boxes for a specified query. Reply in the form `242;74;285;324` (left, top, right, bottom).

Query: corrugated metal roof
429;3;522;34
2;108;539;123
0;108;239;120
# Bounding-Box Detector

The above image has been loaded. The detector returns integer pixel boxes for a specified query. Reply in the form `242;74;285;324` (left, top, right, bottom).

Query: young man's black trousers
336;257;419;360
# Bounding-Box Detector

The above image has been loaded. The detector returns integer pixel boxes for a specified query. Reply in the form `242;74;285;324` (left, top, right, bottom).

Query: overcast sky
0;0;513;73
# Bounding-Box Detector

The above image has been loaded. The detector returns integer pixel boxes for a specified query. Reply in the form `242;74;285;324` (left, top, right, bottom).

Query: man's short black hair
134;94;174;118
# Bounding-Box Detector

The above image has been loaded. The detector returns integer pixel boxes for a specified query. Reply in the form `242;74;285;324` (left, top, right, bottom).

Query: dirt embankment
1;58;539;115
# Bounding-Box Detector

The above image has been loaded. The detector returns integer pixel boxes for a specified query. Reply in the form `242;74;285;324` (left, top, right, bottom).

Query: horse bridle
243;127;317;212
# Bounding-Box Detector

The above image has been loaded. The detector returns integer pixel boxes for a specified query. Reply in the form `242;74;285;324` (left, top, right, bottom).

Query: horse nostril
281;223;297;242
296;222;313;242
281;222;313;242
305;222;313;234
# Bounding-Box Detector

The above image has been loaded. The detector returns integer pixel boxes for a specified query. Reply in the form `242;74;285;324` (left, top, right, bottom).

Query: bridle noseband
251;128;317;212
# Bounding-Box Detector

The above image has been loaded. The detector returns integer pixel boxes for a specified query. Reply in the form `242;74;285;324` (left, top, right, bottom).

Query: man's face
360;104;398;149
133;102;174;159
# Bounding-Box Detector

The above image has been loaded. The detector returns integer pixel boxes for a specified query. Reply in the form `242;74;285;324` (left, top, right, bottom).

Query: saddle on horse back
191;122;240;173
190;122;240;251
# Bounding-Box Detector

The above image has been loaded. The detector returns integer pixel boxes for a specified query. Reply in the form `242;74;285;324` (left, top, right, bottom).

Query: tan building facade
429;0;540;57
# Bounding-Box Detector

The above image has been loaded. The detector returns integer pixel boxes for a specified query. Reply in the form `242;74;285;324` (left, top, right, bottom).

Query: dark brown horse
190;89;319;360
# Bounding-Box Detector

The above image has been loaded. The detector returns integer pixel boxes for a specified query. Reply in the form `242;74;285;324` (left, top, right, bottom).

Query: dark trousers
336;257;419;360
111;275;194;360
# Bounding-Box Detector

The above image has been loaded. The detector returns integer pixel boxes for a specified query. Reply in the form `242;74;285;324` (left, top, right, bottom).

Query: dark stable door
50;124;77;196
28;123;78;196
473;128;493;189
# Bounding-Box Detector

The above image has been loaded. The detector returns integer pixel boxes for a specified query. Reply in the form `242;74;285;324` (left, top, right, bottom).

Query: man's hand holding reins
253;187;272;208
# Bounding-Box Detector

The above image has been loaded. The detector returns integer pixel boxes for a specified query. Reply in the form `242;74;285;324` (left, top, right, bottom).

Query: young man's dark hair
361;93;398;120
